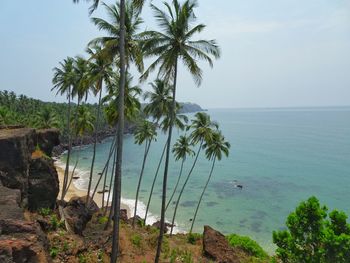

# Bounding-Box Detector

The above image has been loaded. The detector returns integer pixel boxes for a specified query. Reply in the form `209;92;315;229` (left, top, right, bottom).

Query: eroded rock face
63;196;99;235
203;225;241;263
0;127;60;209
28;157;59;211
152;221;174;233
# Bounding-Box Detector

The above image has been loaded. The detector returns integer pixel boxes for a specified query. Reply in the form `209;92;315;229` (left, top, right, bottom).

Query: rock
0;182;23;220
0;128;35;202
152;221;174;233
128;215;143;226
35;128;60;157
120;209;128;222
203;225;241;263
63;196;99;235
0;220;37;235
28;157;59;211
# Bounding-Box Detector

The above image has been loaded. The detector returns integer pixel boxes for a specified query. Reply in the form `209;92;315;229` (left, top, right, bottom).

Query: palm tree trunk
133;140;152;228
105;144;117;215
190;158;216;233
155;59;178;263
86;81;103;204
111;0;126;261
170;140;203;235
61;86;72;201
64;137;82;198
102;138;117;209
144;141;166;223
166;158;185;211
91;137;117;200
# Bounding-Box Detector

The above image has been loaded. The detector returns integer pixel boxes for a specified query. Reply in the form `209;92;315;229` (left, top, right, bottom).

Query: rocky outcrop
152;221;174;233
0;182;50;263
0;127;60;209
203;225;241;263
63;196;99;235
28;157;59;211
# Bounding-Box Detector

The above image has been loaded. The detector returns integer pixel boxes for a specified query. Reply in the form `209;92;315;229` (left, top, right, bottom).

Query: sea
58;107;350;252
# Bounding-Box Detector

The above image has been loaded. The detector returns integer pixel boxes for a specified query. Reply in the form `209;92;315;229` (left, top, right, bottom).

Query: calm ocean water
60;107;350;252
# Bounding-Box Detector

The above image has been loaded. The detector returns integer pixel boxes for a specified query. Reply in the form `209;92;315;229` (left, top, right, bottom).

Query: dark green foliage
187;233;202;244
227;234;268;259
131;234;142;247
49;247;59;258
273;196;350;263
38;207;52;217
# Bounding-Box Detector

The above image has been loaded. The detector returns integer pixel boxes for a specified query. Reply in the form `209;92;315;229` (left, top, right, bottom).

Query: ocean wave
55;157;185;234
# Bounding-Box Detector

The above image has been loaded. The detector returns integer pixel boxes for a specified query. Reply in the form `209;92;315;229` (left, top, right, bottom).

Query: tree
170;112;217;234
52;57;76;201
166;135;194;210
34;107;60;129
273;196;350;263
141;1;220;259
189;130;230;233
132;120;157;227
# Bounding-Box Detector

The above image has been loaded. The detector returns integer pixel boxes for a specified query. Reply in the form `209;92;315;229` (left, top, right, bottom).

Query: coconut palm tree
34;107;60;129
166;135;194;210
52;57;76;201
141;1;220;258
64;106;95;198
170;112;217;234
190;131;230;233
90;0;144;74
0;106;12;126
84;46;114;205
132;120;157;227
143;104;189;224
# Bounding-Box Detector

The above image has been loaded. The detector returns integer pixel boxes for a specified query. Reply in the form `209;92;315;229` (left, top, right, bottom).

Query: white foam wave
56;157;185;234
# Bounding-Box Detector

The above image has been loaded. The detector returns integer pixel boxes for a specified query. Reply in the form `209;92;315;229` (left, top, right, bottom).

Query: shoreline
55;164;132;218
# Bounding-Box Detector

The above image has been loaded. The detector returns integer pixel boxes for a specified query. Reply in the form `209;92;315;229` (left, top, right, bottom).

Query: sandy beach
55;164;131;217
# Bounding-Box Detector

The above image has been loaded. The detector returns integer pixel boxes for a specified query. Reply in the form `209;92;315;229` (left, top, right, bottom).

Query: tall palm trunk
86;80;103;204
190;158;216;233
61;86;72;201
64;137;82;198
91;138;117;200
155;59;178;263
144;141;166;223
166;158;185;210
102;137;117;209
111;0;126;261
170;140;203;235
132;140;152;227
105;143;117;214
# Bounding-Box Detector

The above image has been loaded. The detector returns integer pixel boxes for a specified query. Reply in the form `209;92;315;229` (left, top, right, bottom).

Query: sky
0;0;349;108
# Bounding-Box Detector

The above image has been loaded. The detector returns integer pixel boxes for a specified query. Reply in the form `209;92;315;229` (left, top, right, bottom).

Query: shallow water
60;107;350;252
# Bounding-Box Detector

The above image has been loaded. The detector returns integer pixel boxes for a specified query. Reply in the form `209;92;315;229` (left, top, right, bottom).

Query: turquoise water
60;107;350;252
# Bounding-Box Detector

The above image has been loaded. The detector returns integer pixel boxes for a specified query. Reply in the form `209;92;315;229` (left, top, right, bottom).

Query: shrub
98;216;108;224
187;233;202;244
227;234;268;259
131;234;142;248
49;247;59;258
273;196;350;263
38;207;51;217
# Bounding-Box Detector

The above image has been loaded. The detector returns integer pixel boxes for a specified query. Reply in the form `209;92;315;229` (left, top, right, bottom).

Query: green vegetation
38;207;52;217
273;196;350;263
227;234;268;259
187;233;202;245
49;247;59;258
130;233;142;248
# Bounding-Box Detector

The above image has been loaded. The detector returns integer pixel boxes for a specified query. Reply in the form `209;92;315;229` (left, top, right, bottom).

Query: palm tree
141;1;220;259
34;107;60;129
52;57;76;201
132;120;157;227
90;0;144;74
166;135;194;210
0;106;12;126
85;46;114;205
170;112;217;234
64;106;95;198
190;131;230;233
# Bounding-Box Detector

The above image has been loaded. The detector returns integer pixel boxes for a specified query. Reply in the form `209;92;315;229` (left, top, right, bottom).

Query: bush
187;233;202;244
38;207;51;217
273;196;350;263
49;247;59;258
98;216;108;224
131;234;142;248
227;234;268;259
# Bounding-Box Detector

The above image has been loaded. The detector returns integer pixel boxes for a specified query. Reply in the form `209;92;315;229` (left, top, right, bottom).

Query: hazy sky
1;0;349;108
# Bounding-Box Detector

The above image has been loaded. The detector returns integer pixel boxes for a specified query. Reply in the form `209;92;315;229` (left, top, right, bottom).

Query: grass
227;234;269;259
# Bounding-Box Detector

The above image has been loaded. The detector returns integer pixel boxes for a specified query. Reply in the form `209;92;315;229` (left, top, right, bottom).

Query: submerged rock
203;225;241;263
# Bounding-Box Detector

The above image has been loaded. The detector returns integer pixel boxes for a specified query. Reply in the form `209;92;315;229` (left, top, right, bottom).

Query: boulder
63;196;99;235
0;182;23;220
28;157;59;211
152;221;174;233
203;225;241;263
120;209;128;222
